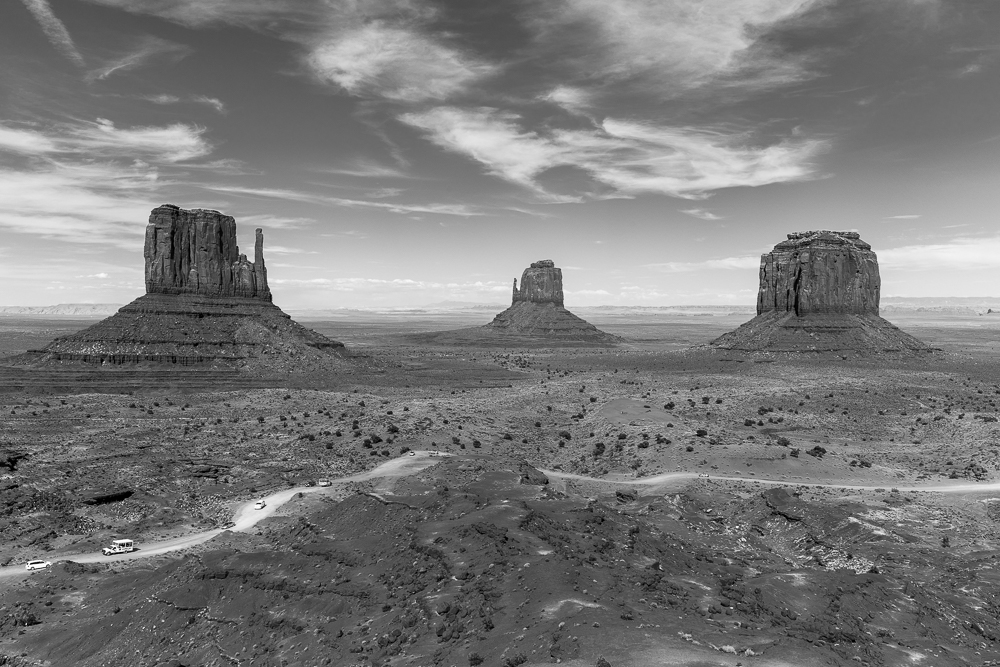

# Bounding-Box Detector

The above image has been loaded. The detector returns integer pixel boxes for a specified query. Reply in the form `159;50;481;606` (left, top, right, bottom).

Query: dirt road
5;451;995;582
543;468;1000;494
0;451;448;582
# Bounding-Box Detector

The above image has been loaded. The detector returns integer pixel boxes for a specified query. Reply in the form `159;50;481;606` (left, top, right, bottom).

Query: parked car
317;479;331;487
408;451;416;457
697;473;710;478
25;560;51;571
254;500;267;510
102;539;136;556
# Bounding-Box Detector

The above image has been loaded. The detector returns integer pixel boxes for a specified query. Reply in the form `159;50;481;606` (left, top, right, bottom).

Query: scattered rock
518;461;549;485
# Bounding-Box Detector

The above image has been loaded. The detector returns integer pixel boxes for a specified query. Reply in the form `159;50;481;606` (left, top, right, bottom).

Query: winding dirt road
5;451;996;582
0;451;449;582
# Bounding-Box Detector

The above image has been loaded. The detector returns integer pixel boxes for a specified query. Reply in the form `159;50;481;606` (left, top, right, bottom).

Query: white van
102;539;135;556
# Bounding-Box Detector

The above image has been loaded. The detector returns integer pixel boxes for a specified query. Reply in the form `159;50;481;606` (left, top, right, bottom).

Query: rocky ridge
713;231;930;353
11;205;344;367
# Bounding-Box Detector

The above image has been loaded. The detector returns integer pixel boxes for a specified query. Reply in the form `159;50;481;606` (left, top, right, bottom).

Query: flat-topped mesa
512;259;564;306
712;229;931;354
144;204;271;300
757;230;879;317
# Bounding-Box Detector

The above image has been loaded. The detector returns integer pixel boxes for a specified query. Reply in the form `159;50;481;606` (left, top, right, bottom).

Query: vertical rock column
512;259;564;306
144;204;271;300
756;231;880;316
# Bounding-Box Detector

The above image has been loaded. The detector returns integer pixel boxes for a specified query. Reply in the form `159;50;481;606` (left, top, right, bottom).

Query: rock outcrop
512;260;564;305
145;205;270;299
17;205;344;367
757;231;879;316
481;260;618;343
712;231;930;353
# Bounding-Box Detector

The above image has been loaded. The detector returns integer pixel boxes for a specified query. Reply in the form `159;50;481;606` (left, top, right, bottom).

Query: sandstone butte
19;205;344;366
712;230;931;353
482;260;619;343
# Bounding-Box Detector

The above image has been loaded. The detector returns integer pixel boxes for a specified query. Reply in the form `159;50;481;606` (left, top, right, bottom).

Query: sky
1;0;999;309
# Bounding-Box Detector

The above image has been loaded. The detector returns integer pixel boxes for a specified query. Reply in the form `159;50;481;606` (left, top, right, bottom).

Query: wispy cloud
680;208;723;220
645;256;760;272
879;236;1000;271
884;214;921;220
20;0;85;67
140;94;227;114
88;36;191;80
272;276;510;295
0;119;213;247
0;119;210;162
308;23;497;103
202;184;484;217
401;107;826;199
526;0;824;96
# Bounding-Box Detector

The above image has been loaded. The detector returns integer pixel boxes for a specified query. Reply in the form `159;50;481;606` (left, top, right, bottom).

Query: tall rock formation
481;259;618;343
712;231;930;353
756;231;879;316
512;260;564;305
144;205;270;299
19;205;343;367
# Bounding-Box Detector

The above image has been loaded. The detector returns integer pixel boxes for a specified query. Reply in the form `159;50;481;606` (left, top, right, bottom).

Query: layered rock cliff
757;231;879;316
713;231;930;354
512;260;564;306
144;205;270;300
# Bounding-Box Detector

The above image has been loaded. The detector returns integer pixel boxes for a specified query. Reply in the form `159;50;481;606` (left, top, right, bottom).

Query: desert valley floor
1;309;1000;667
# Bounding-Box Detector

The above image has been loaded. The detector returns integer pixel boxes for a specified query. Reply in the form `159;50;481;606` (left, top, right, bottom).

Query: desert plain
1;306;1000;667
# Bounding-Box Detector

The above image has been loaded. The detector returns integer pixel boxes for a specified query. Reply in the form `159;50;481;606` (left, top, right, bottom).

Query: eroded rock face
512;259;564;306
144;204;270;300
757;231;879;316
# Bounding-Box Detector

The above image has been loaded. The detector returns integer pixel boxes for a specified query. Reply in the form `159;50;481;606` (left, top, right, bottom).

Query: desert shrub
593;442;606;457
618;433;627;440
472;439;482;448
685;445;694;452
806;445;827;458
387;424;399;434
744;419;755;427
664;402;675;410
558;430;571;440
502;654;527;667
789;448;800;458
400;446;410;454
503;433;513;440
696;429;708;437
468;654;484;666
637;441;649;449
776;436;791;446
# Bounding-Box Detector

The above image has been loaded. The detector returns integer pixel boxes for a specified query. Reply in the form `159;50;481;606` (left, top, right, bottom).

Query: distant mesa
481;259;618;342
711;230;931;353
16;204;344;366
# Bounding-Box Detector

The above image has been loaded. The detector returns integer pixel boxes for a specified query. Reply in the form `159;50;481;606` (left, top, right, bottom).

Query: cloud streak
20;0;85;67
88;36;191;80
202;184;485;217
401;107;827;199
645;256;760;272
879;236;1000;271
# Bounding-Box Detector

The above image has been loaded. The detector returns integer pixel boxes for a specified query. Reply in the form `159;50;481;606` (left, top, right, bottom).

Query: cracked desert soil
1;310;1000;667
